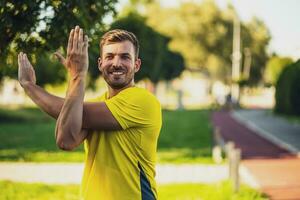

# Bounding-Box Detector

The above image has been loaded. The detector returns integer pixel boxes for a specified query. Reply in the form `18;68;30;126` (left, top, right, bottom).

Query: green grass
0;181;79;200
0;107;213;163
158;109;213;163
0;107;85;162
159;181;267;200
0;181;267;200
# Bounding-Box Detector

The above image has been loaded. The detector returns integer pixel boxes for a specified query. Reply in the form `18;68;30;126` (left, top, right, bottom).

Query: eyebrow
104;53;132;57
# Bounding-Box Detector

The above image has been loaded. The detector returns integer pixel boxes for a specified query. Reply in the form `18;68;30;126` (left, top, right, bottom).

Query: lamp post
231;11;241;103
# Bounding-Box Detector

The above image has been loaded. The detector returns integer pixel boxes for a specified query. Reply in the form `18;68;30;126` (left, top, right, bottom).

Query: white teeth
112;72;124;75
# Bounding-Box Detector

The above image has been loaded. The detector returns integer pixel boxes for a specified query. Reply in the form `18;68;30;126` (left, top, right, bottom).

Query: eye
122;54;131;60
105;55;113;60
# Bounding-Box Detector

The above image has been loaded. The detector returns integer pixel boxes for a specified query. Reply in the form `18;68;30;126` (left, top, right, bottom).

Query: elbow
56;138;75;151
56;134;76;151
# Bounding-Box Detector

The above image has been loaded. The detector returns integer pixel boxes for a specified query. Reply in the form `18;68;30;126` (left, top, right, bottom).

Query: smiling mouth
109;71;125;75
112;72;124;75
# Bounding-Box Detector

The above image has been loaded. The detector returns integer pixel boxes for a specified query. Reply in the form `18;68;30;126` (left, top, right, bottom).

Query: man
18;26;162;200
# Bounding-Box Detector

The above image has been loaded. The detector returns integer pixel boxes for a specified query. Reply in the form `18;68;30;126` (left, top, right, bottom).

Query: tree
0;0;118;86
146;1;232;81
145;0;271;85
110;12;184;88
264;56;293;86
0;0;43;80
242;17;271;84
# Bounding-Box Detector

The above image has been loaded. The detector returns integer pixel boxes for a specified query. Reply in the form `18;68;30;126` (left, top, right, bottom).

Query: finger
18;52;22;67
83;35;89;53
21;53;27;68
24;54;36;84
54;51;66;66
67;29;74;57
24;54;32;68
18;53;23;78
23;54;34;71
29;61;36;83
20;53;27;75
78;28;83;50
23;54;30;69
73;26;80;52
18;52;23;80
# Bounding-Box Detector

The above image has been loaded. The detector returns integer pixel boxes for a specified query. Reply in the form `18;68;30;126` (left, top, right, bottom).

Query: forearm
23;82;64;119
56;75;86;150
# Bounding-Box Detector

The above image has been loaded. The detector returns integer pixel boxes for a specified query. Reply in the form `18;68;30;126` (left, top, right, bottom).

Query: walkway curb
231;111;299;156
239;164;260;189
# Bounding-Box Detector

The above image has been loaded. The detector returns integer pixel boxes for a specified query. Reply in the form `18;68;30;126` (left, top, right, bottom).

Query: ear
134;58;141;73
98;57;102;72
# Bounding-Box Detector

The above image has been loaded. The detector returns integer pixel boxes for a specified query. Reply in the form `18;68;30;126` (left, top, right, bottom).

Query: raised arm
54;26;89;151
18;52;63;119
18;54;120;129
18;27;121;151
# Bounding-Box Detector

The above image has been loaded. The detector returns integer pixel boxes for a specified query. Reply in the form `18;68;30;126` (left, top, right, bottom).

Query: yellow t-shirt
81;87;162;200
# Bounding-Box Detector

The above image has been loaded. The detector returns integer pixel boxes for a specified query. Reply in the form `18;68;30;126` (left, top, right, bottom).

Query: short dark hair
100;29;139;59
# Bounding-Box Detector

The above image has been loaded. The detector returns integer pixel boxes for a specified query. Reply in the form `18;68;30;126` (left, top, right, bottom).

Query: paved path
212;110;292;159
0;162;228;185
243;158;300;200
233;109;300;154
212;110;300;200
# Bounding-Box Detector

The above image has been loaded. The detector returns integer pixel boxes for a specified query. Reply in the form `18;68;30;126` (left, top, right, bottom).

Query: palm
55;26;89;78
18;52;36;86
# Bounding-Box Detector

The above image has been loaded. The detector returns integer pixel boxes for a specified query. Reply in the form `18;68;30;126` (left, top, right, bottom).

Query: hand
18;52;36;87
54;26;89;79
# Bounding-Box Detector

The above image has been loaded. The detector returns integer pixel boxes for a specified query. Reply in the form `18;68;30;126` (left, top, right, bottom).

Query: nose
112;56;121;67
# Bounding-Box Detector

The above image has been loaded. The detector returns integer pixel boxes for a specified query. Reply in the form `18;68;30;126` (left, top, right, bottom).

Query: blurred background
1;0;300;199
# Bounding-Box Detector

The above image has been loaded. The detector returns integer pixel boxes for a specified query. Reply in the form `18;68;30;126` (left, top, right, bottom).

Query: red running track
211;111;293;159
212;111;300;199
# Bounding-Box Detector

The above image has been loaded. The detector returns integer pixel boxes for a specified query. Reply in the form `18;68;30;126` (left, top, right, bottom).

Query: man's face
98;41;141;90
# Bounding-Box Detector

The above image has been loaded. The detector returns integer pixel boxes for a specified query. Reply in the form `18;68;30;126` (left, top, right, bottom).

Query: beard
102;65;135;90
104;75;134;89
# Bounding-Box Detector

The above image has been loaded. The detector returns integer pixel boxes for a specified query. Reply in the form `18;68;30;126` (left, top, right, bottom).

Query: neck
107;82;135;99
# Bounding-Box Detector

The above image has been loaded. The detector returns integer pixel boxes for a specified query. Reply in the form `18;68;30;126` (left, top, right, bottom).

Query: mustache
108;65;127;73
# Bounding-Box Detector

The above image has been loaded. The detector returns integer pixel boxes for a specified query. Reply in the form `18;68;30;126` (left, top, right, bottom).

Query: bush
264;56;293;85
275;60;300;115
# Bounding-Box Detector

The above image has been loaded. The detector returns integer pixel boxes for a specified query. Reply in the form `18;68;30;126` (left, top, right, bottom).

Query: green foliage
0;0;118;86
0;181;267;200
145;1;270;84
0;0;42;61
243;17;271;84
264;56;293;85
110;12;184;84
34;52;67;86
0;107;213;163
0;0;42;80
275;60;300;115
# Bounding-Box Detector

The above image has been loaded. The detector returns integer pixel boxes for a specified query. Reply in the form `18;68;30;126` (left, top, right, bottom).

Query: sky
117;0;300;60
216;0;300;60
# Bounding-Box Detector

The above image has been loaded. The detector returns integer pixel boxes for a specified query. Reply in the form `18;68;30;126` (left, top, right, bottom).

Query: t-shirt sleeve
104;89;161;130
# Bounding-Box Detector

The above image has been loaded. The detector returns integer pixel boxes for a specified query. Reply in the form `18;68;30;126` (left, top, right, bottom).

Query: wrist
70;72;87;80
67;74;86;98
21;81;35;90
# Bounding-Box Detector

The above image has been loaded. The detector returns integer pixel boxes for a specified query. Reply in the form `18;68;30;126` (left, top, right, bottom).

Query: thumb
53;51;66;66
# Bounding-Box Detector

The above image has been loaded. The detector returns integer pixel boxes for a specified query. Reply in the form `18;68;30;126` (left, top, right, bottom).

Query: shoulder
117;87;160;107
105;87;162;129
